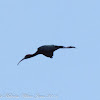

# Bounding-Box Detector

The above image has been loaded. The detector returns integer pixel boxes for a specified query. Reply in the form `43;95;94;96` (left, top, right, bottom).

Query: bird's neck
32;51;39;57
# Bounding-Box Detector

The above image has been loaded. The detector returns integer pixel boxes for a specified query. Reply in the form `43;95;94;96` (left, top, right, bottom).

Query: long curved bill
17;58;25;65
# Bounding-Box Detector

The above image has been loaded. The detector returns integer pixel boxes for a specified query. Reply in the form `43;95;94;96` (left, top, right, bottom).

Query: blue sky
0;0;100;100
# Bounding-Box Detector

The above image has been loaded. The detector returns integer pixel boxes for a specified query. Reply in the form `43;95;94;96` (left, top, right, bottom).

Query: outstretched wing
43;51;53;58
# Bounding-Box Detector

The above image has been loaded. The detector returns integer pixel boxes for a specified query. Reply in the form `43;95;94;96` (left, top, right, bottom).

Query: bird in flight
17;45;75;65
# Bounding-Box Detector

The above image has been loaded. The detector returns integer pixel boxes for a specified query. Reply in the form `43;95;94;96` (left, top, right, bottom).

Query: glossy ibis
17;45;75;65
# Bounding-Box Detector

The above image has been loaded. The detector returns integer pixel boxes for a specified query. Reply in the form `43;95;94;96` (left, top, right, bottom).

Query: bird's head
24;54;32;59
17;54;32;65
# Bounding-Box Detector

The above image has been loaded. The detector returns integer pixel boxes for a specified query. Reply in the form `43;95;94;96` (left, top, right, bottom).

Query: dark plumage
17;45;75;65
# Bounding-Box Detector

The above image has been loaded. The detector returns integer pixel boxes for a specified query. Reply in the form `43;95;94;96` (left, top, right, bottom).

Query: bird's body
37;45;63;58
17;45;75;65
38;45;57;52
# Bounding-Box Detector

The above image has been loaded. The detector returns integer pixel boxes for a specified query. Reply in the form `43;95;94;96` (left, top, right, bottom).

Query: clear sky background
0;0;100;100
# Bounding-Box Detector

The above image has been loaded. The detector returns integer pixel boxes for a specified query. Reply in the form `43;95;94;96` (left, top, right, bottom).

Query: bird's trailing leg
64;46;76;48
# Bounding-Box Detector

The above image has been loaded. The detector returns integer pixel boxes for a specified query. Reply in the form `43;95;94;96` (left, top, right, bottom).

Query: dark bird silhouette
17;45;75;65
